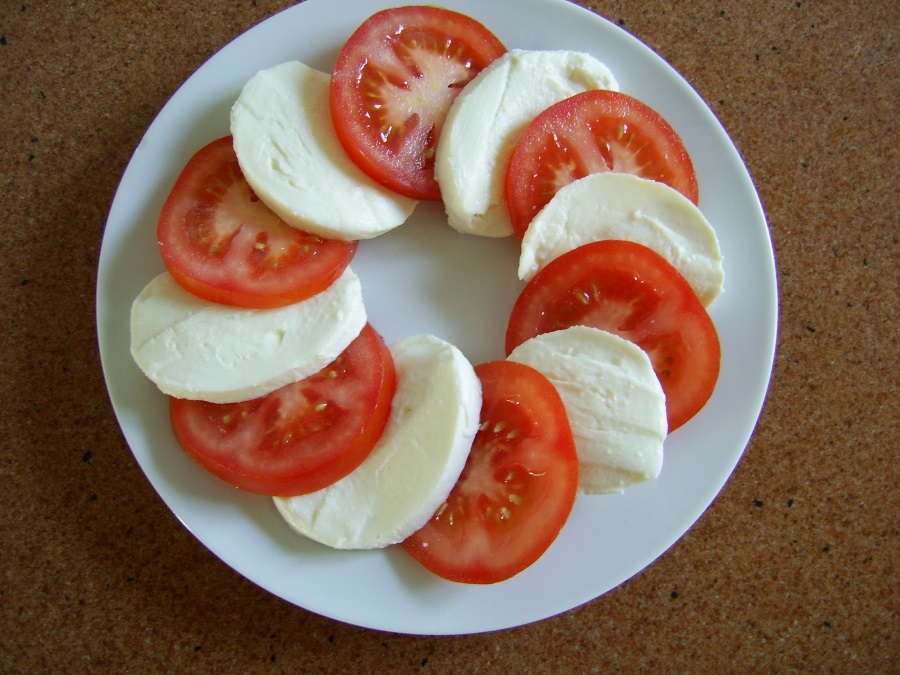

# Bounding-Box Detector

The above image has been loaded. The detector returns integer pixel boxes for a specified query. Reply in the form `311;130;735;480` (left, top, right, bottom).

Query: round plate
97;0;777;635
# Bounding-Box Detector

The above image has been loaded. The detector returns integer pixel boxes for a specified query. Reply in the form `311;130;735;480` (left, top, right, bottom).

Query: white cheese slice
130;268;366;403
507;326;667;494
519;172;725;306
435;49;618;238
274;334;482;549
230;61;417;241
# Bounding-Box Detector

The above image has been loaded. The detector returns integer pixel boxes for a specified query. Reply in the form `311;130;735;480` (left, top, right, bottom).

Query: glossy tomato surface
505;89;699;237
506;240;720;431
402;360;578;584
170;324;395;496
330;5;506;200
157;136;357;308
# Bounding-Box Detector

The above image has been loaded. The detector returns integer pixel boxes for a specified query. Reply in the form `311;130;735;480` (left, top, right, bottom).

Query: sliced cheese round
130;268;366;403
518;172;725;306
230;61;417;241
274;334;482;549
507;326;667;494
435;49;618;238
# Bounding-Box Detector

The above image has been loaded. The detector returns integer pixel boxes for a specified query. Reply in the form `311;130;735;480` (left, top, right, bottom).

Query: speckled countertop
1;0;896;671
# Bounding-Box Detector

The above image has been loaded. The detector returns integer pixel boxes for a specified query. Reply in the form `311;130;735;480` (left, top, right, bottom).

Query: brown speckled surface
2;0;897;671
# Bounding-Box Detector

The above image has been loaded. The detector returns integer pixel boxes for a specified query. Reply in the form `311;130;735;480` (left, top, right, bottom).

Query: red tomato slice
506;89;699;238
330;6;506;201
505;240;720;432
157;136;358;309
402;360;578;584
169;324;395;497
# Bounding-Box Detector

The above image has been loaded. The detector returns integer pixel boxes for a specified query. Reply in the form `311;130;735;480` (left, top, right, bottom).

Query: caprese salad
129;5;723;585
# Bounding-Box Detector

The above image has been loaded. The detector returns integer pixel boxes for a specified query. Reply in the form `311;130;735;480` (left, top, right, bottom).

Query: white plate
97;0;777;635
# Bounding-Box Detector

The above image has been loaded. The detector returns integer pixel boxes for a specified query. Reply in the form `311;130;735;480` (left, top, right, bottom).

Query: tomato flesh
506;90;699;237
331;6;506;200
170;324;395;496
402;360;578;584
505;240;720;432
158;136;357;309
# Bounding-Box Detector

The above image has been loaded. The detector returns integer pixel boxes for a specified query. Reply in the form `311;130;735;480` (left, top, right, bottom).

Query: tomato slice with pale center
505;240;720;432
157;136;357;309
330;5;506;201
402;360;578;584
505;89;699;237
169;324;395;497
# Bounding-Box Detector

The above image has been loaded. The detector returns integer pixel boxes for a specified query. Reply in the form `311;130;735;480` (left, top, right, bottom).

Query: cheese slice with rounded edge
274;334;482;550
230;61;417;241
518;172;725;306
507;326;666;494
130;268;366;403
435;49;618;238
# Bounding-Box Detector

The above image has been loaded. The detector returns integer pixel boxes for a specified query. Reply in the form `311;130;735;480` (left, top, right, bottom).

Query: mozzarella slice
130;269;366;403
507;326;666;494
435;49;618;238
274;335;482;549
230;61;417;241
519;172;725;306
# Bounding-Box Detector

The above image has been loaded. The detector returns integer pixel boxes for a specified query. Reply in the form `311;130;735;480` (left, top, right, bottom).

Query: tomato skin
506;89;699;237
158;136;357;309
170;324;395;496
402;360;578;584
331;6;506;201
506;240;720;432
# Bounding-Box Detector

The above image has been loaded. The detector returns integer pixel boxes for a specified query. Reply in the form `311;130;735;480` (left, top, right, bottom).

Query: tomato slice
169;324;395;496
505;240;720;432
330;6;506;201
505;90;699;237
402;360;578;584
157;136;358;309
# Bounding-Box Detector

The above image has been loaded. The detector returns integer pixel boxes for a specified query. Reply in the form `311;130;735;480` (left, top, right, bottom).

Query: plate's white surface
97;0;777;635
